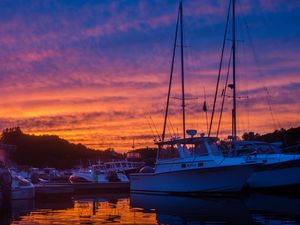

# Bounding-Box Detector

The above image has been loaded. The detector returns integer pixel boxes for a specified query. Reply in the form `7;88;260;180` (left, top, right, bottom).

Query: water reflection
0;199;34;225
1;192;299;225
131;193;252;225
247;193;300;224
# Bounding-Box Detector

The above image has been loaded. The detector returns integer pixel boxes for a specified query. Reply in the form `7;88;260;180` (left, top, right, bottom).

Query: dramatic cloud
0;0;299;151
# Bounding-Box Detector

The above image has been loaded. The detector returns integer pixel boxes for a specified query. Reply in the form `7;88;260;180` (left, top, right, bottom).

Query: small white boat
130;134;259;193
0;168;35;200
69;164;129;183
103;161;145;175
232;141;300;189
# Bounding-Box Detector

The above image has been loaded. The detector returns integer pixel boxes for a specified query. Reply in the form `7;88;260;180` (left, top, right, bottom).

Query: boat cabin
153;136;226;173
233;141;281;156
156;137;221;161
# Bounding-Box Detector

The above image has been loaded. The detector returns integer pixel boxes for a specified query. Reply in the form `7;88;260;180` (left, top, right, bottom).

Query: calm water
1;192;300;225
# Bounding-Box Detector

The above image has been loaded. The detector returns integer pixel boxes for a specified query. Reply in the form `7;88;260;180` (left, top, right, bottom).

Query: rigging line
168;117;176;137
208;0;232;137
238;3;280;130
166;122;172;139
216;48;232;138
162;2;180;142
146;116;158;141
203;87;209;135
150;116;161;141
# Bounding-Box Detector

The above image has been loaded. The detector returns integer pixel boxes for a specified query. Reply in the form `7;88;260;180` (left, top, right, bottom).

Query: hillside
0;127;123;169
242;127;300;149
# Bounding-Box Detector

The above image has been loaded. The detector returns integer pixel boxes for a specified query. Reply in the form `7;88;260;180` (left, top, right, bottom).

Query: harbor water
1;192;300;225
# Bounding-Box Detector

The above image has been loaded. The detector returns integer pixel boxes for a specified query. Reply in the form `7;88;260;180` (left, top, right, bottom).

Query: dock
34;182;129;196
72;182;130;193
35;183;74;196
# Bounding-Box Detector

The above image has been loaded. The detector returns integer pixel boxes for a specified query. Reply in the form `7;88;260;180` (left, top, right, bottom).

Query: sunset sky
0;0;299;152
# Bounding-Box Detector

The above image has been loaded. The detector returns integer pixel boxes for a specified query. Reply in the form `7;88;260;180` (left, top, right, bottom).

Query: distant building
126;152;141;160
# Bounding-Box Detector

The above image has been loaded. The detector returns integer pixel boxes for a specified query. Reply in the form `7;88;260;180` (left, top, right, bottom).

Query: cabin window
194;143;208;156
157;144;180;160
209;142;222;156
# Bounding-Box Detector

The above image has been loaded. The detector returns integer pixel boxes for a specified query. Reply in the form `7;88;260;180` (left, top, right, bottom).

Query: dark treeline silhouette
0;127;123;169
242;127;300;148
130;147;157;166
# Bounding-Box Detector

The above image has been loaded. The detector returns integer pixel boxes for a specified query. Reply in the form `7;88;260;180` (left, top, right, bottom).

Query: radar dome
186;129;197;138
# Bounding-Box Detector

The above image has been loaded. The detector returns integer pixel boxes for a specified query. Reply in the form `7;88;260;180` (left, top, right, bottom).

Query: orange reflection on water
11;196;157;225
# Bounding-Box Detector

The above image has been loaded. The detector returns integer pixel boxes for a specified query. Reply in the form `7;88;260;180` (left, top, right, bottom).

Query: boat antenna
208;0;231;137
232;0;237;141
150;116;161;141
132;138;135;151
179;1;186;139
162;2;180;142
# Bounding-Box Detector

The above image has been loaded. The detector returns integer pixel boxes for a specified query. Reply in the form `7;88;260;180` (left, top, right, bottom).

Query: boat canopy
156;137;221;160
234;141;281;155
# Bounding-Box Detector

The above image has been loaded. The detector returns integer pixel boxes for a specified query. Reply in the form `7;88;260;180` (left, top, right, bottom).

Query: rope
208;0;232;137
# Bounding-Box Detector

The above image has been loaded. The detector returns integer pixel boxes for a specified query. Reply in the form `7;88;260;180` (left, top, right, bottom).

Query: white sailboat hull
247;159;300;188
130;164;257;193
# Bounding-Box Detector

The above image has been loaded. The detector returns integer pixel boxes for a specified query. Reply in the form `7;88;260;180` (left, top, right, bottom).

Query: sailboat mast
179;1;186;139
232;0;237;141
161;3;180;142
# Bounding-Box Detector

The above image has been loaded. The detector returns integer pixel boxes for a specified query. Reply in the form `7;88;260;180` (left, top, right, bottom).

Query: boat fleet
1;137;299;201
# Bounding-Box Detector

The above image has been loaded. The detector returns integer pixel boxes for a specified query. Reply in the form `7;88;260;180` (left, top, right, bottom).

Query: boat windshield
157;141;210;160
235;142;275;156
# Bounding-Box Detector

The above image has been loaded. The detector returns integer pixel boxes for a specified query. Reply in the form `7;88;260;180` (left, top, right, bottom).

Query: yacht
69;164;129;183
104;161;145;175
231;141;300;189
130;132;259;193
206;0;300;189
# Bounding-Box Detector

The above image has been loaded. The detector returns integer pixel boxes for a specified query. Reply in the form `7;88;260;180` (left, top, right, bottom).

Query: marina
0;0;299;224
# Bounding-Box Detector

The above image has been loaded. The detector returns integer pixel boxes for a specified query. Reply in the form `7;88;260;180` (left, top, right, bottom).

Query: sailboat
209;0;300;189
130;1;260;194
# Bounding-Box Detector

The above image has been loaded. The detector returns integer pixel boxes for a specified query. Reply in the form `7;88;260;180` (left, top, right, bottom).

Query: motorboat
103;161;145;175
130;133;259;193
69;164;129;183
205;0;300;189
231;141;300;189
0;167;35;201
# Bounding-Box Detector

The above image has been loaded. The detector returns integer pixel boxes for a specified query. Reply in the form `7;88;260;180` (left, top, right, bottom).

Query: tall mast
161;2;180;142
232;0;237;141
179;1;186;139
